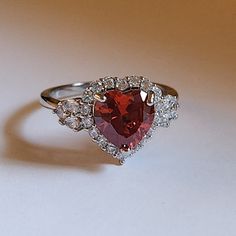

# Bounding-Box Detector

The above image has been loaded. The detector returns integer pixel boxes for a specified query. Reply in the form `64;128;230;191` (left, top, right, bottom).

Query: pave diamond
165;95;178;107
82;117;94;129
163;110;178;120
80;104;91;116
82;89;93;103
141;78;152;92
157;95;178;112
106;143;118;156
152;85;162;99
154;94;178;127
97;136;108;151
103;77;115;89
91;81;104;93
62;100;80;114
116;78;129;91
128;76;141;87
89;127;100;140
65;117;80;129
153;117;170;127
55;106;67;119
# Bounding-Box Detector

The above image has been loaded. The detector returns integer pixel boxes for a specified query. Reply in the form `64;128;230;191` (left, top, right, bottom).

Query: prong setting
147;90;155;106
93;93;107;102
53;76;179;163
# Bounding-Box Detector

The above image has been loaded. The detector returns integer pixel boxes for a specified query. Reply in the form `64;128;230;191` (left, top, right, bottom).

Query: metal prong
94;93;107;102
147;91;155;106
73;126;83;132
58;119;65;125
119;159;125;165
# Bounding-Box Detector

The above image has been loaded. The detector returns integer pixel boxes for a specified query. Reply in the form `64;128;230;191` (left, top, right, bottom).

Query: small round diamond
80;103;91;116
116;78;129;91
153;117;170;127
62;100;80;114
159;121;170;127
165;95;178;107
82;117;94;129
65;117;80;129
97;136;108;151
117;150;132;160
145;130;153;140
157;95;178;112
91;81;104;93
55;106;67;119
103;77;115;89
141;78;152;92
82;89;94;103
152;85;162;99
136;141;144;152
163;110;178;120
89;127;100;140
106;143;118;156
128;76;141;87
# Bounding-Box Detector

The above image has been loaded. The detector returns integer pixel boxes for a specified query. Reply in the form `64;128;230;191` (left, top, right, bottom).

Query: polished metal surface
40;82;90;109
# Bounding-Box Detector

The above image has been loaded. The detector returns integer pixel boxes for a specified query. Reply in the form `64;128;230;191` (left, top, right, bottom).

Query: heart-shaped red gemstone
94;89;155;151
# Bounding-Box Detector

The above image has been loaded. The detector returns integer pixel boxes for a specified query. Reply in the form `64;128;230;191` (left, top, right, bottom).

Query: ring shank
40;82;90;109
40;82;178;110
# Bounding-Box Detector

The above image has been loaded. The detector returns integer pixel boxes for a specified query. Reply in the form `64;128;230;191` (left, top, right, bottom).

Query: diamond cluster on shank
54;76;179;163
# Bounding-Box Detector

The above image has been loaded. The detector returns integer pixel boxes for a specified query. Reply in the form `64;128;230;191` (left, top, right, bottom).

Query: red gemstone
94;89;155;151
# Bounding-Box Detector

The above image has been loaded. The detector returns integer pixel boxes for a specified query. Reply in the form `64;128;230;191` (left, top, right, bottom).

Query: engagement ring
40;76;179;164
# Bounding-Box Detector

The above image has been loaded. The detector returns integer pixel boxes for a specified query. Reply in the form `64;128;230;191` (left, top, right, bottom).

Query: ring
40;76;179;164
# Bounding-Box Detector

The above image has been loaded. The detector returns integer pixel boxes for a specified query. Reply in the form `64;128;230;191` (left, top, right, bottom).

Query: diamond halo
53;76;179;164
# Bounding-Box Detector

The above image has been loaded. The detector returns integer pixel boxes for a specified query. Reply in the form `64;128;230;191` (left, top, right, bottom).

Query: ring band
40;76;179;164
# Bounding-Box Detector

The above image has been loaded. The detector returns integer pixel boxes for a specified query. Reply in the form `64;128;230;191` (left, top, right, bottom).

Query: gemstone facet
94;88;155;151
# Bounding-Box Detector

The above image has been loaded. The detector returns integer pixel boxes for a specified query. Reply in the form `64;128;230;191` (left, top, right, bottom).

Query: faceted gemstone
82;117;94;129
116;78;129;91
65;117;80;129
91;81;104;93
128;76;141;87
82;89;93;103
89;127;100;140
141;78;151;92
103;77;115;89
55;106;67;119
80;104;91;116
94;89;155;151
62;100;80;114
106;143;118;155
